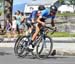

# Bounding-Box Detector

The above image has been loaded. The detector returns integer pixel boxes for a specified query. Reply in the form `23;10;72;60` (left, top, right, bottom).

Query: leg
25;21;33;35
28;24;41;49
25;25;33;36
28;25;33;33
32;24;41;41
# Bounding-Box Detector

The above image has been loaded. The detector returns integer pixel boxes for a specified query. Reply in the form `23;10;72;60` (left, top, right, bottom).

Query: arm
36;16;43;24
51;18;55;27
21;16;25;23
31;11;37;23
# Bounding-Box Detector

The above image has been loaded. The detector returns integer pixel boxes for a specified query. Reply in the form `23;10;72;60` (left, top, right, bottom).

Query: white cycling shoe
28;45;34;50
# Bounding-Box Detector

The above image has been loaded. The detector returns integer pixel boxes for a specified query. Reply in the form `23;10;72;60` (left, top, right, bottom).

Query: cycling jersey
39;9;56;20
26;10;38;28
28;10;38;21
26;9;56;27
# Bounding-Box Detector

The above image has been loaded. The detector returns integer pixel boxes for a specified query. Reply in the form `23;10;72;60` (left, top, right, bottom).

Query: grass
56;13;75;16
47;32;75;37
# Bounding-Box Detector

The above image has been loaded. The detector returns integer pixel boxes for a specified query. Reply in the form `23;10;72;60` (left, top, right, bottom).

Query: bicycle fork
42;35;47;48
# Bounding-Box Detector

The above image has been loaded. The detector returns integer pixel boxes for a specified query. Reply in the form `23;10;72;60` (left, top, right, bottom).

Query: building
58;5;74;13
24;4;50;13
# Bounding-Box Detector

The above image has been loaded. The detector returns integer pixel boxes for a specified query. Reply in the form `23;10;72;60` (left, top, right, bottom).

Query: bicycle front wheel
36;36;53;59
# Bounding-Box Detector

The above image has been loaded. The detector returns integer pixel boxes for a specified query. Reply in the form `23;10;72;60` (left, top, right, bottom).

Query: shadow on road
0;52;12;56
16;54;68;60
47;56;68;59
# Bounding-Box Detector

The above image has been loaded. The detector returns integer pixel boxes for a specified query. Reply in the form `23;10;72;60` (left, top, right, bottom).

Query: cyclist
28;5;57;49
25;10;38;35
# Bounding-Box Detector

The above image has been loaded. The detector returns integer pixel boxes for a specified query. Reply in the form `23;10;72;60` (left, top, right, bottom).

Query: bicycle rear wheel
14;36;29;57
14;36;22;56
36;36;53;59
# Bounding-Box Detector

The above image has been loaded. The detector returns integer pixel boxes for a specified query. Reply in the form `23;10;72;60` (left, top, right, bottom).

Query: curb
53;43;75;56
0;37;75;43
0;43;75;56
52;37;75;43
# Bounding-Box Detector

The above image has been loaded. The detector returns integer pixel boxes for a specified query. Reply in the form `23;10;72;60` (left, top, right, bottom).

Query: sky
13;0;58;14
13;0;28;5
13;0;57;5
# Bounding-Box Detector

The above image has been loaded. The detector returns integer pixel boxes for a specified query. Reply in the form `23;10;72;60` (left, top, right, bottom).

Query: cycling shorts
26;20;38;28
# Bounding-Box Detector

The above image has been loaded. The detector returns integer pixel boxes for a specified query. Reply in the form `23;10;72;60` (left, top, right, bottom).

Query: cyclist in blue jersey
26;10;38;35
28;5;57;49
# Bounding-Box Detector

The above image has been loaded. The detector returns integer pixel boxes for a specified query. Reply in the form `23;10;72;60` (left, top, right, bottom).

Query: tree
58;0;64;4
69;0;75;11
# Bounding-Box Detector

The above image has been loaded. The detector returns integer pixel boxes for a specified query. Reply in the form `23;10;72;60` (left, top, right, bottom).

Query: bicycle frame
27;26;55;48
33;25;56;48
32;27;47;47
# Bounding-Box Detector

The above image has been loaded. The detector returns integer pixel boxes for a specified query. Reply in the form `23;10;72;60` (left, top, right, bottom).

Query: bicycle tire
36;36;53;59
14;36;22;56
14;36;29;57
31;37;43;58
18;36;36;58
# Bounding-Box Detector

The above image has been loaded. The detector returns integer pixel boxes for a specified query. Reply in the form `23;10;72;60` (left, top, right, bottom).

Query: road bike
14;26;56;59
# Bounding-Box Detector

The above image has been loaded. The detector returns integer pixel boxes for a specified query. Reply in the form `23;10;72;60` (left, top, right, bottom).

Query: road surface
0;48;75;64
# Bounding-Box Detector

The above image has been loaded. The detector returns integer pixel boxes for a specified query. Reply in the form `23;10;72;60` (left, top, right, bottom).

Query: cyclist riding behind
28;5;57;49
25;10;38;35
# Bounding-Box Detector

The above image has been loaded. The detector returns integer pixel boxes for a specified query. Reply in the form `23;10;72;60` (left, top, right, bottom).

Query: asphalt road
0;48;75;64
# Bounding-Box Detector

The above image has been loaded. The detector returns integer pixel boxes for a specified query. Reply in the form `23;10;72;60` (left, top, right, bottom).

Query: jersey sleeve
31;11;37;19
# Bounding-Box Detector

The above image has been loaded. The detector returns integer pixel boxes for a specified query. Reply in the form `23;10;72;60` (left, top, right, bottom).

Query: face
50;11;56;16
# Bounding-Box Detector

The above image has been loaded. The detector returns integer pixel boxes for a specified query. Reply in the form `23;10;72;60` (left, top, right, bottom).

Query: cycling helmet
50;5;57;12
38;5;45;11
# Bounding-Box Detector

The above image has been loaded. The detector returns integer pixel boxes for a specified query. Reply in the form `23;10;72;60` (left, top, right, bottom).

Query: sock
32;44;34;48
29;40;35;48
29;40;33;45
